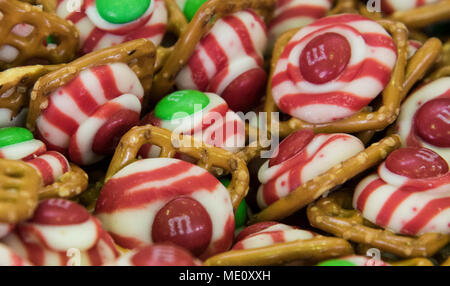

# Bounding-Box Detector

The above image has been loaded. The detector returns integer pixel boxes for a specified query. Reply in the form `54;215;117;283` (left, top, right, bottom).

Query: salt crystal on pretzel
1;199;118;266
0;243;32;266
396;77;450;162
257;130;365;209
140;90;245;157
55;0;167;54
175;10;267;112
271;14;397;124
35;63;144;165
106;244;203;266
267;0;332;54
381;0;440;14
96;157;235;259
354;147;450;236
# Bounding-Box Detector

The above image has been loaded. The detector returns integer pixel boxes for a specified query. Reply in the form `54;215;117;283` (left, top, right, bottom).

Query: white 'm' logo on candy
168;215;193;236
416;149;439;162
47;199;71;209
306;44;327;66
437;108;450;124
151;248;175;263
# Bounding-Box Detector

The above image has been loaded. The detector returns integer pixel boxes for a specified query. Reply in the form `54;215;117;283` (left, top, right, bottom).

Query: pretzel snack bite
250;135;401;223
106;125;249;212
0;0;79;70
307;190;450;258
0;158;40;224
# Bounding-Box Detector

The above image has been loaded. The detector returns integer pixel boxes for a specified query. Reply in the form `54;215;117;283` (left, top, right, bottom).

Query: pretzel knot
0;0;79;70
0;158;40;224
307;190;450;258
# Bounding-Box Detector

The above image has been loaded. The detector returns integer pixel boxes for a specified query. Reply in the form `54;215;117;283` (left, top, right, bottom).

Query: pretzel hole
160;32;178;48
0;45;19;63
11;23;35;38
44;35;60;50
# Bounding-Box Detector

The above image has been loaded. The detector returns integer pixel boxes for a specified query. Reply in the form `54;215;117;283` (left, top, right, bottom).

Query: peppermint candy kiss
2;199;118;266
272;14;397;124
35;63;144;165
354;147;450;236
95;158;235;259
176;10;268;112
56;0;167;54
396;77;450;162
0;127;70;186
257;130;365;209
267;0;332;54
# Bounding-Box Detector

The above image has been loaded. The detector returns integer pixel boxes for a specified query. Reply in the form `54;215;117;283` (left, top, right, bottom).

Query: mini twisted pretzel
354;244;435;266
388;0;450;30
329;0;359;15
249;134;401;223
0;0;78;70
106;125;249;211
443;257;450;266
0;64;61;121
38;163;88;200
151;0;276;101
264;19;439;137
0;158;40;223
204;236;353;266
26;39;156;132
307;190;450;258
425;65;450;84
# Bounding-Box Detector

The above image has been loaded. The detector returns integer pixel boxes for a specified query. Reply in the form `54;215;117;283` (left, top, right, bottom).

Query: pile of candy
0;0;448;266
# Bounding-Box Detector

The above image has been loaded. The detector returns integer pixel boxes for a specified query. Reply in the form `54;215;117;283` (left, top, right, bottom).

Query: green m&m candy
317;259;357;266
0;127;34;148
96;0;152;24
219;177;248;228
183;0;208;21
154;90;210;121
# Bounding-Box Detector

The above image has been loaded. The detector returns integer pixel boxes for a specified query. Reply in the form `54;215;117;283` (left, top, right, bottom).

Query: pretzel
307;190;450;258
204;236;353;266
353;245;435;266
105;125;249;212
0;0;78;70
443;257;450;266
0;64;61;124
38;163;88;200
264;19;441;137
329;0;359;15
151;0;276;101
249;134;401;223
26;39;156;132
0;158;40;224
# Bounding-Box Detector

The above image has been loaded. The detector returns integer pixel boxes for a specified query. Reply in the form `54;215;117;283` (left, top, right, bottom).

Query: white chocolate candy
257;131;364;209
56;0;167;54
272;14;397;124
36;63;144;165
233;222;315;250
95;158;235;259
176;10;267;111
0;243;32;266
396;77;450;162
0;223;13;239
267;0;332;54
381;0;440;14
2;199;118;266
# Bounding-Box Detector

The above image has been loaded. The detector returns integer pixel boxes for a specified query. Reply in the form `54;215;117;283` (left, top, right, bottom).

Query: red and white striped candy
95;158;235;259
267;0;332;54
105;244;203;266
396;77;450;162
381;0;440;14
55;0;167;54
257;130;364;209
175;11;268;112
26;151;70;186
140;93;246;158
271;14;397;124
0;139;46;161
36;63;144;165
354;147;450;236
1;199;118;266
0;108;28;129
0;223;13;239
0;244;32;266
233;222;316;250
